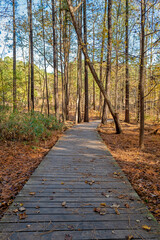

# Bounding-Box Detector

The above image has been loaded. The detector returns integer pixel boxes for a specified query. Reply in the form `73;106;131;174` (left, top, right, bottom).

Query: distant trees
0;0;160;142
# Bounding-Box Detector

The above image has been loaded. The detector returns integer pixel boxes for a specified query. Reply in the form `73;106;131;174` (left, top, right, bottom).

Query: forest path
0;121;160;240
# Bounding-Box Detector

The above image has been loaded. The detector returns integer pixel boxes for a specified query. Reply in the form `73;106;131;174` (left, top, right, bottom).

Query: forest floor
98;121;160;223
0;122;73;219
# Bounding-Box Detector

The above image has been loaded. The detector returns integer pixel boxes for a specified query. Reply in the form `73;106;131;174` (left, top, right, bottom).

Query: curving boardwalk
0;121;160;240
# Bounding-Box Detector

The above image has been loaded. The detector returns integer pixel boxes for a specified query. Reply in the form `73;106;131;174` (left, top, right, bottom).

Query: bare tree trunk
125;0;130;123
66;0;122;134
59;0;64;121
52;0;59;120
99;0;107;116
77;0;82;123
13;0;17;112
102;0;112;124
27;0;31;112
92;18;96;110
83;0;89;122
29;0;34;112
139;0;145;149
42;0;50;116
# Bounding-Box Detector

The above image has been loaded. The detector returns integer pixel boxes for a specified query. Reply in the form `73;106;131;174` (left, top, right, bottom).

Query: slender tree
139;0;145;149
83;0;89;122
99;0;107;115
13;0;17;111
42;0;50;116
125;0;130;123
29;0;34;111
52;0;59;120
102;0;112;124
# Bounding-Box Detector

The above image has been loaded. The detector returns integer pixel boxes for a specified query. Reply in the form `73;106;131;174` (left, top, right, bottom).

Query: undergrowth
0;111;63;141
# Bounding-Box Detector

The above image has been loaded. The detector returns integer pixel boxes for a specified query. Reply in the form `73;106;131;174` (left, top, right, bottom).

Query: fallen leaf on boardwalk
124;203;130;208
94;207;107;215
13;209;18;213
114;207;120;215
26;225;31;228
118;195;127;199
61;182;64;185
100;203;107;207
35;206;40;209
19;212;27;220
64;234;72;240
29;192;35;196
111;204;120;208
142;225;151;231
85;180;95;185
62;201;67;207
19;207;26;212
67;225;75;230
101;192;110;198
126;236;134;240
19;203;23;206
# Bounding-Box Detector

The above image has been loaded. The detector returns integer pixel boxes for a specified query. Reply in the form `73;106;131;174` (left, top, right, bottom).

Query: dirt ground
98;121;160;223
0;130;63;219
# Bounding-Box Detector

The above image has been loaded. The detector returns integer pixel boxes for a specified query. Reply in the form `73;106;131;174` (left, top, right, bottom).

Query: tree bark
29;0;34;112
66;0;122;134
27;0;31;112
102;0;112;124
125;0;130;123
99;0;107;116
52;0;59;120
139;0;145;149
92;18;96;111
42;0;50;116
83;0;89;122
13;0;17;112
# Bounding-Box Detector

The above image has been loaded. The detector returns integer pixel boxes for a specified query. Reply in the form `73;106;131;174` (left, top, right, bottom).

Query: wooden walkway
0;121;159;240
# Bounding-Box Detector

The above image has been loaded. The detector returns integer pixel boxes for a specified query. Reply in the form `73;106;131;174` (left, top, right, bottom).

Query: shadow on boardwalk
0;121;160;239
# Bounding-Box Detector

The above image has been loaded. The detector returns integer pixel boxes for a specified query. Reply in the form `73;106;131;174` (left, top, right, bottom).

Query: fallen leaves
142;225;151;231
94;207;107;215
19;212;27;220
101;192;110;198
19;207;26;212
62;201;67;208
126;236;134;240
85;180;95;185
29;192;35;196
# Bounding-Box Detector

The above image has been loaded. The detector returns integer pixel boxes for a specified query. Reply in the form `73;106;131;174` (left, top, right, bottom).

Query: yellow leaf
100;203;107;207
142;225;151;231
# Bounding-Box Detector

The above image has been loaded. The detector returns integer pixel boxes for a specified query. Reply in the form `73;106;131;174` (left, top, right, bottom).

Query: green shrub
0;111;63;141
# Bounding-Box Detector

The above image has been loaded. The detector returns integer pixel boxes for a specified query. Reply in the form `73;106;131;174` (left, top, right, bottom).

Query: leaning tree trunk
102;0;112;124
66;0;122;134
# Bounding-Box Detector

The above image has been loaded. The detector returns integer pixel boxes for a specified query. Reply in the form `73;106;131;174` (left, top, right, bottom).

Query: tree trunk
125;0;130;123
92;18;96;111
77;0;82;123
27;0;31;112
52;0;59;120
66;0;122;134
42;0;50;116
29;0;34;112
102;0;112;124
13;0;17;112
99;0;107;116
83;0;89;122
139;0;145;149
